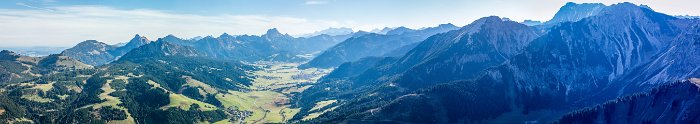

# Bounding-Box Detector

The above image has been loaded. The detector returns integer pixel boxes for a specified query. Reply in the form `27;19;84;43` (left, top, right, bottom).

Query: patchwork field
218;62;332;123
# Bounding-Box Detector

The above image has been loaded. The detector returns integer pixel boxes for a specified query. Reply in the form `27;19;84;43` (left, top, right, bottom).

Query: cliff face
544;2;605;25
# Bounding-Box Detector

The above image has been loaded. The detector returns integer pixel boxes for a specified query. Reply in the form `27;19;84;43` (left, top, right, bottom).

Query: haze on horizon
0;0;698;47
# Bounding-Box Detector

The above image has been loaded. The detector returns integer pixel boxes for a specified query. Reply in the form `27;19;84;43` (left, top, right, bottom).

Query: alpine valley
1;2;700;124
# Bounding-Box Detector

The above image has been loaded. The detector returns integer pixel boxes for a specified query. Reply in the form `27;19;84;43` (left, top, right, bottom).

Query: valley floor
219;62;332;123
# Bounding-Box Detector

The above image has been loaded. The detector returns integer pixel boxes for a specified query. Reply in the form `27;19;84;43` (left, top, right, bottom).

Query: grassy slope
302;100;338;120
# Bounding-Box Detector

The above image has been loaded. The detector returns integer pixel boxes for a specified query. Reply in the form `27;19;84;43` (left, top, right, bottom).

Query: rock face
293;2;700;123
544;2;605;25
114;34;151;55
300;23;459;69
394;16;541;88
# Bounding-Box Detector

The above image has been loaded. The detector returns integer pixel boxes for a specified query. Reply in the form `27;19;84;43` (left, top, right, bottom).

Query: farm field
219;62;332;123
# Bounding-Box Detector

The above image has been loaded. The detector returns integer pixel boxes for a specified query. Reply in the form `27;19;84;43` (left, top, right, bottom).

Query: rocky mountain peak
219;33;233;38
437;23;457;29
165;34;178;39
263;28;293;39
133;34;149;40
118;39;202;61
77;40;107;47
455;16;526;36
600;2;655;17
352;30;370;37
130;34;150;44
265;28;282;36
471;16;507;24
386;26;415;35
545;2;605;25
162;34;182;42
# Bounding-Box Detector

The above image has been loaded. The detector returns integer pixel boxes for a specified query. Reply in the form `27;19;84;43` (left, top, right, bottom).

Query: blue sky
0;0;699;47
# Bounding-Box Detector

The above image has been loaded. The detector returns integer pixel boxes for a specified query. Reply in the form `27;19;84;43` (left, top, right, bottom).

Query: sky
0;0;699;47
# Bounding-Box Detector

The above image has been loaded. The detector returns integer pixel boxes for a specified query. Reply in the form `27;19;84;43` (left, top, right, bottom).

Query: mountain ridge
299;23;459;69
3;2;700;124
292;2;700;123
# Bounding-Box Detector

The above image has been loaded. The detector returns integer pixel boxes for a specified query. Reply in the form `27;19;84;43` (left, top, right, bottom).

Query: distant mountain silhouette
300;23;459;68
301;27;354;37
61;34;152;65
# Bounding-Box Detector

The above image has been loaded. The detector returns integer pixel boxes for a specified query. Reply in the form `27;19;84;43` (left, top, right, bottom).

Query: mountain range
1;2;700;124
61;34;151;66
62;28;359;66
300;27;354;37
299;23;459;68
292;2;700;123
